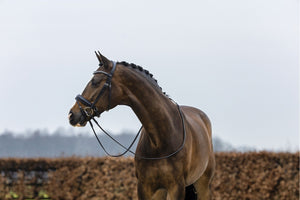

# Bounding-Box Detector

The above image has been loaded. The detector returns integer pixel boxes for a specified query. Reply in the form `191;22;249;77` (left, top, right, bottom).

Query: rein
75;61;186;160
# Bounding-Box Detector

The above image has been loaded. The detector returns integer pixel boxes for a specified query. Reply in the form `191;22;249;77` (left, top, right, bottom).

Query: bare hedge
0;152;299;200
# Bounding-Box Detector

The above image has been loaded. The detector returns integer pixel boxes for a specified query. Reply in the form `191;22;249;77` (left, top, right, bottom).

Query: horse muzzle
68;110;88;127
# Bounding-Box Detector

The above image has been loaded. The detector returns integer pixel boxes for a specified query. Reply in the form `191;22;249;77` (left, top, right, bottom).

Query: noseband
75;61;117;119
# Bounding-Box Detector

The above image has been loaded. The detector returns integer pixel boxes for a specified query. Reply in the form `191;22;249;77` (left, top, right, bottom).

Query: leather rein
75;61;186;160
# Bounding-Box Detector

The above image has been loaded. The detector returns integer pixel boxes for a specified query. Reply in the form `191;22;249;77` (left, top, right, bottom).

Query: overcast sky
0;0;299;151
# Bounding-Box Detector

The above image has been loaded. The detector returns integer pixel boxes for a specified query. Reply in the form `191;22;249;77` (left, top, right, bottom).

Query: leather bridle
73;60;186;159
75;61;116;120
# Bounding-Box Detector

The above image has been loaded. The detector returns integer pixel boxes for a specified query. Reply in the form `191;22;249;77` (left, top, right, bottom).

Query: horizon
0;126;297;153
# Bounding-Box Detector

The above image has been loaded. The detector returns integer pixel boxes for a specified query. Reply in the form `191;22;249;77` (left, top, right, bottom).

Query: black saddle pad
185;184;197;200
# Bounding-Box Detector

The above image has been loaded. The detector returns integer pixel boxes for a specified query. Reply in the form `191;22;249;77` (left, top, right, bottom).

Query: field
0;152;299;200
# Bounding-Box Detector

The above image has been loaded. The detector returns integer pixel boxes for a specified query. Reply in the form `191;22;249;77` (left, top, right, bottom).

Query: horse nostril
68;111;74;121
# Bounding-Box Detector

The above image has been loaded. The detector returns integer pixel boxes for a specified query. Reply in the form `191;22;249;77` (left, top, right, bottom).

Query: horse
68;52;215;200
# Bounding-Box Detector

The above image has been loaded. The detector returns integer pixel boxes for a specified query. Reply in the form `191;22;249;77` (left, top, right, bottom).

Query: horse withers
68;52;215;200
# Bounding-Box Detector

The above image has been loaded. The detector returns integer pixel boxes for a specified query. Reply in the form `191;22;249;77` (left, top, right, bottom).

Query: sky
0;0;299;151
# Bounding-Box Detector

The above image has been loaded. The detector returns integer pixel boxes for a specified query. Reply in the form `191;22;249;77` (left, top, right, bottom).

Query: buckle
104;82;111;88
84;107;94;117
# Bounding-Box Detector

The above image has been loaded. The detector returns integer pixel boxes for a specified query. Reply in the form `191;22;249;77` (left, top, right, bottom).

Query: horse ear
95;51;110;69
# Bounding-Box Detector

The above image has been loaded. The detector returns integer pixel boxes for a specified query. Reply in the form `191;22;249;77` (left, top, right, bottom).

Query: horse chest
135;160;181;185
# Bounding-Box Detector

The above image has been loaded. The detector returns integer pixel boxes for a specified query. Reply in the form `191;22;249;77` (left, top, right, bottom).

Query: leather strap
75;61;116;118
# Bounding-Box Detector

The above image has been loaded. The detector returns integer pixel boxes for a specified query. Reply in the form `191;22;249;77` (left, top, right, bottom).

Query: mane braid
117;61;168;96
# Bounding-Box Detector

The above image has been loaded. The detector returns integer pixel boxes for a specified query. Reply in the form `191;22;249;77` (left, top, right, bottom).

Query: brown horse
68;52;215;200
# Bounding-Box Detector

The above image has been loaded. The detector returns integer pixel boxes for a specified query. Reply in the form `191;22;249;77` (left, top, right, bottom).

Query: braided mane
117;61;167;96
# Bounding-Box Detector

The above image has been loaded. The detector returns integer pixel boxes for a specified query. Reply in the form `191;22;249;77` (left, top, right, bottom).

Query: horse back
181;105;212;137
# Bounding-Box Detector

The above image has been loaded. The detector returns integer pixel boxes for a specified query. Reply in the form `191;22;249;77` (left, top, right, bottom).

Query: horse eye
91;78;101;87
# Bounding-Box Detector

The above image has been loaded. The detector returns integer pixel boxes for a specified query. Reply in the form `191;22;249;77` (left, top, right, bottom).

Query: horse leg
193;175;211;200
152;188;167;200
138;182;168;200
137;182;153;200
166;183;185;200
193;158;215;200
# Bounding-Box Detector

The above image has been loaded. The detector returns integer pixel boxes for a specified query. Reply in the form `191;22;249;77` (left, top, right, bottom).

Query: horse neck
120;69;182;148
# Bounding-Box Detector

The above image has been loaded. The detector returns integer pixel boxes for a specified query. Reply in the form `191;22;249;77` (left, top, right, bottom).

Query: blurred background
0;0;298;157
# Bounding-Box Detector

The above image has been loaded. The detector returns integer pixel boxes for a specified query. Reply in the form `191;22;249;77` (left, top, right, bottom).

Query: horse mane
117;61;168;96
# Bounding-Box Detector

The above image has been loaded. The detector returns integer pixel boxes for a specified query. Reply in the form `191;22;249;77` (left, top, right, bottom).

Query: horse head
68;52;124;127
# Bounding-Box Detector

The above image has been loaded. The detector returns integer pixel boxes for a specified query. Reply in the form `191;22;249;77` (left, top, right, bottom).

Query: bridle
74;61;186;160
75;61;117;119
